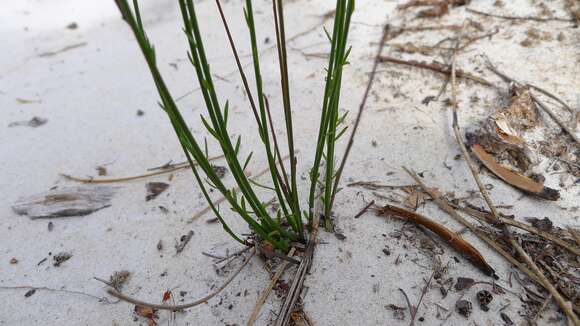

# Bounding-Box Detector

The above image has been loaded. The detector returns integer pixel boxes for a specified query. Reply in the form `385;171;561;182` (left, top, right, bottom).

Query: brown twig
107;248;256;311
247;247;297;326
466;8;574;22
450;203;580;256
378;55;492;86
353;200;375;219
376;204;496;277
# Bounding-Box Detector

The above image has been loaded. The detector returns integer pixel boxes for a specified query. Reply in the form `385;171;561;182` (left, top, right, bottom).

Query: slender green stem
272;0;302;238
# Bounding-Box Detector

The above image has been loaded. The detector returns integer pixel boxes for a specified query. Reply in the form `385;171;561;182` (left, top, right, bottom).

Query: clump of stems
115;0;354;252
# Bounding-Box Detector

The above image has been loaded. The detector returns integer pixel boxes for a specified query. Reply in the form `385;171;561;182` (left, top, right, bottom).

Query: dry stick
61;155;224;184
450;203;580;257
378;55;492;86
466;8;574;23
247;247;297;326
353;200;375;219
450;47;579;325
532;94;580;145
188;154;292;223
275;223;317;326
403;167;543;283
107;248;256;311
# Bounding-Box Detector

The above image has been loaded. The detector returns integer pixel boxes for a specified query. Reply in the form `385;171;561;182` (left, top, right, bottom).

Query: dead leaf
377;205;496;277
134;305;158;324
471;144;559;200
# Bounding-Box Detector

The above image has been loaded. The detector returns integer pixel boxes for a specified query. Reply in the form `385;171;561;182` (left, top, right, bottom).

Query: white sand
1;0;578;325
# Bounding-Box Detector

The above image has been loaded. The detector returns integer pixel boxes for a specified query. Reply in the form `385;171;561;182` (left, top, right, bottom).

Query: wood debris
12;185;117;218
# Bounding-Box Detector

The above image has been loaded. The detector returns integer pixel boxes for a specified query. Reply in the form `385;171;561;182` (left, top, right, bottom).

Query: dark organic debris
175;230;194;254
212;165;228;179
456;299;473;318
53;252;72;267
8;116;47;128
500;312;514;325
96;166;108;176
145;182;170;201
386;303;406;320
12;185;117;218
109;271;131;291
66;22;78;29
526;217;553;231
455;277;475;291
24;289;36;298
476;290;493;311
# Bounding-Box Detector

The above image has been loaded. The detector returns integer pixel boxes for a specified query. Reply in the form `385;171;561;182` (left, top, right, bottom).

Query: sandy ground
1;0;579;325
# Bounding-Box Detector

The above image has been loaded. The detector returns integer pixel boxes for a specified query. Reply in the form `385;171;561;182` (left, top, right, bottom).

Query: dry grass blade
61;155;224;184
247;247;297;326
106;248;256;311
376;204;496;277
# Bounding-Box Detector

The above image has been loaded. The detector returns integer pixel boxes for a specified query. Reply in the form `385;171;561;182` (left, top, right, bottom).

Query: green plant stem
272;0;302;237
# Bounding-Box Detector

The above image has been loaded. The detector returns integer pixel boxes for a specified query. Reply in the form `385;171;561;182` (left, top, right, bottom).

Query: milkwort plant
115;0;355;252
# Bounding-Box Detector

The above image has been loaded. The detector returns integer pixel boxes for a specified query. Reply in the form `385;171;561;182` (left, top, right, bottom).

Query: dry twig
107;248;256;311
378;55;492;86
467;8;574;23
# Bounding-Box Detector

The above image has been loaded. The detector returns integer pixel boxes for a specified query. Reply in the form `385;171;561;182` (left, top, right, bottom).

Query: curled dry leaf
376;204;496;277
470;144;559;200
134;305;158;325
471;87;540;172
